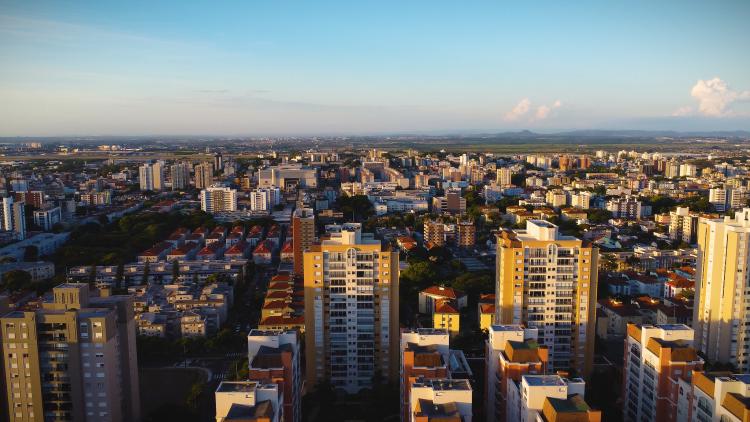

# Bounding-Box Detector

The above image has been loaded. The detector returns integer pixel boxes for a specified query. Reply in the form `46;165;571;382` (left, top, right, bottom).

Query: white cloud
671;106;693;117
689;77;750;117
535;105;551;120
504;98;531;121
534;100;562;121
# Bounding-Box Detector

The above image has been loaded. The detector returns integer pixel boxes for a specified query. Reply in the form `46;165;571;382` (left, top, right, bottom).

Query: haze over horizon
1;0;749;136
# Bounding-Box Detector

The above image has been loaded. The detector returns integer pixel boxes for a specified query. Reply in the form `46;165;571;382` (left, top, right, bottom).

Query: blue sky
1;0;749;135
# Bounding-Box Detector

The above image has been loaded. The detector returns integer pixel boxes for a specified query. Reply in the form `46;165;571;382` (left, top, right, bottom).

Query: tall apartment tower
0;283;140;422
621;323;703;422
496;168;513;186
456;220;476;247
423;219;445;247
292;208;315;275
194;162;215;190
694;208;750;371
495;220;598;378
138;161;164;191
170;162;191;191
247;329;301;422
1;196;26;240
303;223;399;394
200;186;238;214
668;206;699;244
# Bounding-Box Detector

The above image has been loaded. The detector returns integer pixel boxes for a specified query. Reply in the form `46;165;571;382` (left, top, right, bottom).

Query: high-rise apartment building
485;325;547;422
423;219;445;247
247;329;301;422
456;220;476;247
570;191;591;209
1;196;26;240
709;188;728;212
170;162;191;190
668;206;699;244
33;206;62;231
495;220;598;377
496;168;513;186
303;223;399;394
292;208;315;275
0;283;140;422
200;186;238;214
677;371;750;422
194;162;215;190
138;162;164;191
621;323;703;422
694;208;750;371
250;187;282;212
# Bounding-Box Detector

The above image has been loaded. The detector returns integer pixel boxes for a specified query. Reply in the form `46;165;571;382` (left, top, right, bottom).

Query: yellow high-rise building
303;223;399;394
694;208;750;371
495;220;598;378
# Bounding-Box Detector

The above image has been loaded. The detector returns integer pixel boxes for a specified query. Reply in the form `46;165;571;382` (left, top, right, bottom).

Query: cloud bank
674;78;750;117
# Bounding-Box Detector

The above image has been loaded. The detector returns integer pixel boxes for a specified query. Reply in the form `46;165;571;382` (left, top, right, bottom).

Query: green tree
142;261;150;284
185;382;204;411
23;245;39;261
115;263;124;290
172;260;180;282
1;270;32;292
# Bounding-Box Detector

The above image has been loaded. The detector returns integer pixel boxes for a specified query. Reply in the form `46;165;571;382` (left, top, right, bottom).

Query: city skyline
1;0;750;136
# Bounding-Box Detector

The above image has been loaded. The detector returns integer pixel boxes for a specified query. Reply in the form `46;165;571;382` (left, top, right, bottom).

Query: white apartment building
409;379;473;422
1;196;26;240
570;191;592;209
200;186;238;214
139;162;164;191
669;206;699;244
506;375;586;422
170;162;191;190
679;164;698;178
709;188;728;212
606;196;643;219
250;187;282;211
214;381;281;422
33;206;62;231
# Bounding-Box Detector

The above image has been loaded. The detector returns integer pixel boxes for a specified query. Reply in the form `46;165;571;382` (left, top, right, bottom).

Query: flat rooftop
216;381;258;393
524;375;567;387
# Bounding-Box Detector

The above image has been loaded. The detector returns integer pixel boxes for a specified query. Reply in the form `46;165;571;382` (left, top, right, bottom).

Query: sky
1;0;749;136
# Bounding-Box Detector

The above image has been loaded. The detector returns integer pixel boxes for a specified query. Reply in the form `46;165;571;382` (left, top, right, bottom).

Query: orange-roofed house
253;240;274;265
419;286;467;315
280;240;294;263
433;300;460;336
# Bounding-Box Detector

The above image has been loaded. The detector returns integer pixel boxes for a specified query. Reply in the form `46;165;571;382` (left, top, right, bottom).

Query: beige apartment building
303;223;399;394
495;220;598;378
0;283;140;422
694;208;750;372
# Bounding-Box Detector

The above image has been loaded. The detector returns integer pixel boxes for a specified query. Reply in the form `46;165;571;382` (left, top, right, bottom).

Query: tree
172;260;180;282
185;381;204;411
23;245;39;262
337;195;374;221
88;265;97;284
115;263;125;290
1;270;32;292
142;261;150;284
588;209;613;224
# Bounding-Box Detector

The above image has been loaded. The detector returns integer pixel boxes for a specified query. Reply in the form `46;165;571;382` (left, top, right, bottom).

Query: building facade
303;223;399;393
495;220;598;377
